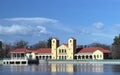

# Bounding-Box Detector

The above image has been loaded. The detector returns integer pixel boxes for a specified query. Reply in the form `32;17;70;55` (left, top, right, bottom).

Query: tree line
0;38;52;58
0;34;120;59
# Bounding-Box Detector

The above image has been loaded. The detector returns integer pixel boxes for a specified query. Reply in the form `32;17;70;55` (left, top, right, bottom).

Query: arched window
70;40;72;43
65;49;66;53
53;40;55;43
97;55;99;58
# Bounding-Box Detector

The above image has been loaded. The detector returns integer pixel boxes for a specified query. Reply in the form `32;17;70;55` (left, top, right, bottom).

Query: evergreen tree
0;41;3;59
47;37;52;48
112;34;120;59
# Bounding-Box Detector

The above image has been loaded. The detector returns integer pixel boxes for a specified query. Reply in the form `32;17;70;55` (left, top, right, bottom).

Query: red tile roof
10;48;32;53
63;44;68;47
79;47;110;53
33;48;51;54
63;44;78;48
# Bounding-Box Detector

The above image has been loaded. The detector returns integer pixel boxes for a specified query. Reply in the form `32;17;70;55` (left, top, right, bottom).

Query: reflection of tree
111;65;120;72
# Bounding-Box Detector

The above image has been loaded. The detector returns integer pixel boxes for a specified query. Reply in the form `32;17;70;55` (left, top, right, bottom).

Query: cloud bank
0;17;76;37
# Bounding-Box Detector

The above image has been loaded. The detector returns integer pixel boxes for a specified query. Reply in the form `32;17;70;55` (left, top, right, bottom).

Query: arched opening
36;56;39;60
43;56;45;60
86;55;88;59
39;56;41;59
90;55;92;59
74;56;77;59
50;56;51;59
78;56;81;59
82;55;85;60
65;56;66;59
46;56;48;59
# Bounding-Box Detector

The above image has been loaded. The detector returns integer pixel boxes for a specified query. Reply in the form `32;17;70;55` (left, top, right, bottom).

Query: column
44;56;46;60
11;53;13;59
92;55;94;60
20;53;21;59
48;56;50;59
77;56;78;60
41;56;43;60
16;53;17;59
24;53;27;59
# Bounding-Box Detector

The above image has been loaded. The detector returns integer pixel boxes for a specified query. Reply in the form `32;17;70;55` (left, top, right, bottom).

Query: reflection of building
10;38;110;61
75;63;104;72
9;63;104;72
51;64;74;72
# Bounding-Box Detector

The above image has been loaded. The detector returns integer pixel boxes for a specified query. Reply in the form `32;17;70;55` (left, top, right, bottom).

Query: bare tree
89;42;110;50
13;40;28;49
31;40;48;50
2;43;12;58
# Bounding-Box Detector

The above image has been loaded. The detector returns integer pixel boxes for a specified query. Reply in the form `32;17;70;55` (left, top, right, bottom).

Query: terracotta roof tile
33;48;51;54
79;47;110;53
10;48;32;53
63;44;68;47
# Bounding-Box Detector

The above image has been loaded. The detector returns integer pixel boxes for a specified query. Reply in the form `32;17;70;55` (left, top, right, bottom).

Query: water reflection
1;63;120;73
5;63;106;72
75;64;104;72
112;64;120;72
51;64;74;72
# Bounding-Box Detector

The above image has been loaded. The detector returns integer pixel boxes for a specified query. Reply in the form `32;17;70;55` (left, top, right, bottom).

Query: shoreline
47;60;120;64
1;59;120;65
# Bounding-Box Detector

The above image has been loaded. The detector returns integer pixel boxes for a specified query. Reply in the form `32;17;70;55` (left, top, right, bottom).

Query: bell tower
51;38;59;60
68;38;76;60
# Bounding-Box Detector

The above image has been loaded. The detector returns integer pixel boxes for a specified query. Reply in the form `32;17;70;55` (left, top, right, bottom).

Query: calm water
1;63;120;75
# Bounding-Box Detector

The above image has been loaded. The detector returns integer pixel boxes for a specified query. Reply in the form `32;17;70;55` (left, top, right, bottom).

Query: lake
1;63;120;75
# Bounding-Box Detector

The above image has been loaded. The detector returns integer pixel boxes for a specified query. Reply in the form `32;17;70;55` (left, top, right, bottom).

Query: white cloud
0;17;76;37
0;17;59;36
93;22;104;29
0;24;50;36
37;26;48;34
0;25;26;35
4;17;58;24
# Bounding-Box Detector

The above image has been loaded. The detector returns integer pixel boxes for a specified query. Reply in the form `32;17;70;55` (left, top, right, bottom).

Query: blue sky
0;0;120;45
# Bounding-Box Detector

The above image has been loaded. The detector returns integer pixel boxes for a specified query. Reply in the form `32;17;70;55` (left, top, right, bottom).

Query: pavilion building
10;38;111;60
